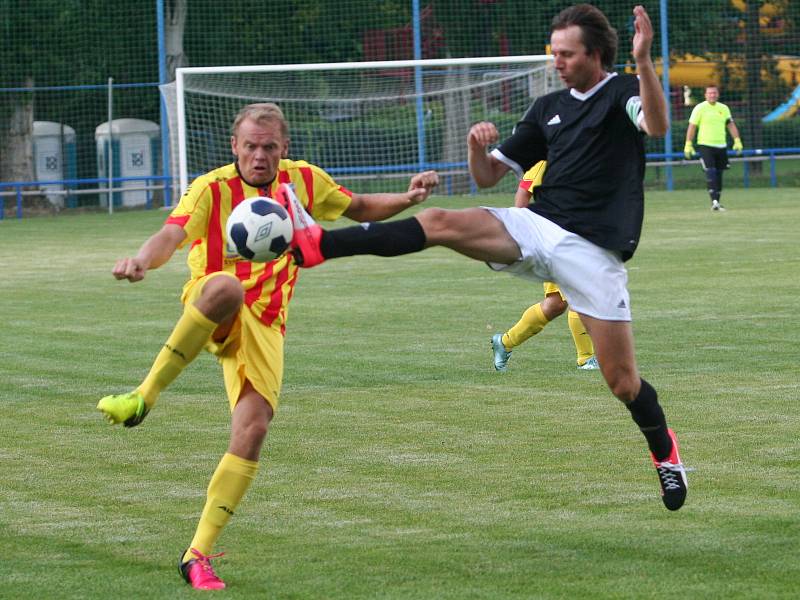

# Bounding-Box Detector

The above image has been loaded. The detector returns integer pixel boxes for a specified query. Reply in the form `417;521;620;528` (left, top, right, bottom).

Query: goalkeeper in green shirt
684;85;743;211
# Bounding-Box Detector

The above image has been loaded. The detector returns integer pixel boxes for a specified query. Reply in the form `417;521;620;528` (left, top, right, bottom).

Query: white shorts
484;207;632;321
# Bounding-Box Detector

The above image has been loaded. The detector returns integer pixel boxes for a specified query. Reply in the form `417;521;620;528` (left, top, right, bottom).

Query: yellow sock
184;453;259;562
137;303;217;408
503;303;549;349
568;310;595;365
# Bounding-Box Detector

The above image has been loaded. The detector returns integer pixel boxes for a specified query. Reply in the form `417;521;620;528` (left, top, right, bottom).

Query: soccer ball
225;196;293;262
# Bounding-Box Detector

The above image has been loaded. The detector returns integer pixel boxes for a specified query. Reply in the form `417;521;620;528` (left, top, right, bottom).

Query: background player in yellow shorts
490;161;598;371
96;103;438;590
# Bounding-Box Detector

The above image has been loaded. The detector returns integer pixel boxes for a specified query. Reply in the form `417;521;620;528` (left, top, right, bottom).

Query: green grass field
1;188;798;599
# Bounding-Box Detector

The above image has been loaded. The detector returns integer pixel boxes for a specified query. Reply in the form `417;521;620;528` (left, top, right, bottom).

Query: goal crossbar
173;55;553;194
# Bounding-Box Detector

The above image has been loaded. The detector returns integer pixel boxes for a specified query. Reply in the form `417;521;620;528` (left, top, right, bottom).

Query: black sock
626;379;672;461
320;217;427;259
705;167;720;202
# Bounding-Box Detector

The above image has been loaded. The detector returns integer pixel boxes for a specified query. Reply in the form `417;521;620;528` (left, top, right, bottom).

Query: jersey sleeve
305;165;353;222
520;160;547;191
164;174;213;248
492;101;548;178
618;75;645;131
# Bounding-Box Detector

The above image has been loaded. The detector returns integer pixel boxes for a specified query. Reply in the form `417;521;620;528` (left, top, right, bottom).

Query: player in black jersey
287;4;688;511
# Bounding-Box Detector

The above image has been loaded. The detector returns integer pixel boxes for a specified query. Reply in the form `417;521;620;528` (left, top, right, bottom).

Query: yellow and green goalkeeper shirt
688;101;732;148
166;160;353;333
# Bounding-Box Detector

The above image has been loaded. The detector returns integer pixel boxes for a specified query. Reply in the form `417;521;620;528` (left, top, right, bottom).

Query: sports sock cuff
185;302;220;331
320;217;426;259
221;452;259;478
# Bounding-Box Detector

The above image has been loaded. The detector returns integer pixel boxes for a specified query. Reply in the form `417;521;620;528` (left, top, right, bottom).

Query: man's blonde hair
231;103;289;138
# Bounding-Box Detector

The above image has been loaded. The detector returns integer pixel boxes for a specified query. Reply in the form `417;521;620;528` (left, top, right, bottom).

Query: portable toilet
95;118;160;207
33;121;77;208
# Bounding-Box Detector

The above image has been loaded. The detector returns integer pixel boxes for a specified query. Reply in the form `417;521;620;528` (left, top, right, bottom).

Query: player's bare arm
514;186;532;208
632;5;668;137
467;122;510;188
344;171;439;222
112;224;186;282
727;121;742;141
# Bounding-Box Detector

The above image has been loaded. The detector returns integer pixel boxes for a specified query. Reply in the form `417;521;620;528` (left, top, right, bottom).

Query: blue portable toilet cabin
33;121;77;208
95;118;160;207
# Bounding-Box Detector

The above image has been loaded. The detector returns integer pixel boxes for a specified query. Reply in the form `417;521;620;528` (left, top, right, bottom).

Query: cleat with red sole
276;183;326;268
179;548;226;590
651;428;688;511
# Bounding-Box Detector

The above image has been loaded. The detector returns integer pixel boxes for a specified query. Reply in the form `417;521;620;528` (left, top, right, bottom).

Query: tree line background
2;0;799;198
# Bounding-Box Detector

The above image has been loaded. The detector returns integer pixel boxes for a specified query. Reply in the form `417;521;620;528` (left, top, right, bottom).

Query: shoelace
656;461;685;491
190;549;225;575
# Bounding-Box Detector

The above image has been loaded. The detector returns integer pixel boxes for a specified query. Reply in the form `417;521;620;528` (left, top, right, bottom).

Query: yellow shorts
542;281;566;300
182;272;283;412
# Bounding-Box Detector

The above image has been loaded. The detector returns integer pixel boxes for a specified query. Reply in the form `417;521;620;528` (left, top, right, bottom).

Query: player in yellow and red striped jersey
96;103;438;590
491;161;598;372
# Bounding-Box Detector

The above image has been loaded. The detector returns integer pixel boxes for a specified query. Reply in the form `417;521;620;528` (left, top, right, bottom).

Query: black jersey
494;73;646;261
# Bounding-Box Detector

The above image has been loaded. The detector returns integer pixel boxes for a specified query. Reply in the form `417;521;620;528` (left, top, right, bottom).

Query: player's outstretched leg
278;183;325;267
651;428;688;511
282;181;429;268
179;548;226;590
97;391;149;427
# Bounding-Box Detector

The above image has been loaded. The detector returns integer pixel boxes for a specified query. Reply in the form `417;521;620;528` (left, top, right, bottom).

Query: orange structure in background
657;54;800;89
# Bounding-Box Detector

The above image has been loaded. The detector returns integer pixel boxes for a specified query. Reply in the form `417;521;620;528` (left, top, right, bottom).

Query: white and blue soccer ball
225;196;293;262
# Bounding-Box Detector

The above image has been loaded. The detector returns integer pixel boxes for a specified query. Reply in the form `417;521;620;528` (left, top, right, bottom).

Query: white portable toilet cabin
33;121;77;208
95;118;160;207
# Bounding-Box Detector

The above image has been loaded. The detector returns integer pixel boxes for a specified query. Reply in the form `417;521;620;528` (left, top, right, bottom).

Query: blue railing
0;174;171;220
2;150;798;220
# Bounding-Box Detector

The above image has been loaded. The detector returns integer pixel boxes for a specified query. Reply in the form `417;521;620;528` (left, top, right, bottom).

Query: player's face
705;87;719;104
551;25;604;92
231;117;289;186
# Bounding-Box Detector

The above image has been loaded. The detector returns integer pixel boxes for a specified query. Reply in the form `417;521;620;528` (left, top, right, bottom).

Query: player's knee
417;207;467;246
542;293;567;317
416;207;450;237
604;369;640;403
246;419;269;443
200;276;244;318
234;417;269;451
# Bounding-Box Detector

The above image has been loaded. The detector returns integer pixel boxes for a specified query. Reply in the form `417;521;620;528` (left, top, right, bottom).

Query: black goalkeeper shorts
697;145;729;171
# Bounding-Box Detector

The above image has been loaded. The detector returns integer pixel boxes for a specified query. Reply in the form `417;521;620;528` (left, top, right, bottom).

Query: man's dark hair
551;4;618;71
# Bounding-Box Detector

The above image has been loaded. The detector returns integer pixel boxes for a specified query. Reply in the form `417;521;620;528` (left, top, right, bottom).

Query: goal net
161;56;558;200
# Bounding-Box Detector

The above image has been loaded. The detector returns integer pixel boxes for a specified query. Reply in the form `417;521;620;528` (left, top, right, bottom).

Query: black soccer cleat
650;428;688;511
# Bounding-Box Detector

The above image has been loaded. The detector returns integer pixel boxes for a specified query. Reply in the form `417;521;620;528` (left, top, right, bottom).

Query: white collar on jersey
569;72;617;101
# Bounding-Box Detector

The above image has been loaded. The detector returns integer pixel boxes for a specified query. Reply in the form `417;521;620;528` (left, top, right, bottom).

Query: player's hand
407;170;439;205
112;257;147;282
631;5;654;63
467;122;500;150
683;141;695;160
732;138;743;155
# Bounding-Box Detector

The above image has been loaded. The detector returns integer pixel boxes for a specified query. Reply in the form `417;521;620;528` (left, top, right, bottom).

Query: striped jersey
166;160;353;333
518;161;547;193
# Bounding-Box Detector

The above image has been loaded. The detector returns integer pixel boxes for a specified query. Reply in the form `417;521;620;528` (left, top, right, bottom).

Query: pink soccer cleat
276;183;326;268
179;548;226;590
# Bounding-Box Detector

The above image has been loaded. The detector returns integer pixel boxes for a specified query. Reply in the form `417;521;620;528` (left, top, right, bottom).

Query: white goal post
162;55;557;197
